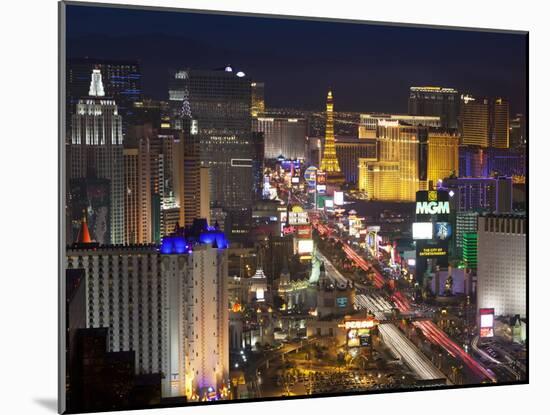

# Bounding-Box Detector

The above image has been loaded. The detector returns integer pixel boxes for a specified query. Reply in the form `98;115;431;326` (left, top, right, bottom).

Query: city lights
61;5;527;412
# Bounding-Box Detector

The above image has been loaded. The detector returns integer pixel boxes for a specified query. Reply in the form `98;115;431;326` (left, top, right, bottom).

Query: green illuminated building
462;233;478;269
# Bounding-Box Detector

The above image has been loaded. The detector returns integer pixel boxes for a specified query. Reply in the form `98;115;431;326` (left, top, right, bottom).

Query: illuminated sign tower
414;190;452;284
320;90;345;185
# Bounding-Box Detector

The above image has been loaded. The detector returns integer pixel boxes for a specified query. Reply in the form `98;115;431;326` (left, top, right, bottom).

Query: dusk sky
66;4;527;114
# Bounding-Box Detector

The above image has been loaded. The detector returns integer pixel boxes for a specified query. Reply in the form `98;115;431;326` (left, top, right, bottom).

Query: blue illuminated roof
159;235;189;254
198;230;229;249
159;218;228;254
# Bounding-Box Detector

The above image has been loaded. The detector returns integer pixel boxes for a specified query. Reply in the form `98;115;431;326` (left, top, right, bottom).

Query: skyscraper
69;69;125;244
490;98;510;148
460;96;510;148
462;232;478;269
320;90;345;185
123;125;153;244
477;214;526;317
427;130;459;186
168;128;211;228
455;211;479;258
461;96;489;147
335;137;377;184
359;113;441;139
408;86;460;129
66;221;230;400
250;82;265;117
510;113;526;149
358;119;428;201
168;67;257;220
67;58;142;137
252;117;307;160
442;176;513;213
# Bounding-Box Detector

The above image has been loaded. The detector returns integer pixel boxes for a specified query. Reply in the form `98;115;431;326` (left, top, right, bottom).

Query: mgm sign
416;190;450;216
415;190;450;221
415;190;451;265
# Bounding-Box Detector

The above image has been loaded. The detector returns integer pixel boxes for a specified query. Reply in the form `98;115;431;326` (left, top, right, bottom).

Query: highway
413;320;497;383
315;250;350;287
310;212;385;288
355;294;447;382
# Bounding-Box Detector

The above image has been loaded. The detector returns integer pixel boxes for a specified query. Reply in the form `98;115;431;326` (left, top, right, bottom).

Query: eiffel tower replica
320;89;345;186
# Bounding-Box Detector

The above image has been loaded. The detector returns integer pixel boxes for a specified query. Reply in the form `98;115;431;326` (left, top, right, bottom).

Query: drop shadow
34;398;58;413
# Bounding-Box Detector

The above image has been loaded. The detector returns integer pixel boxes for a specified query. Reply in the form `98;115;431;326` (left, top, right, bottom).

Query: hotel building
461;96;490;147
359;113;441;139
408;86;460;129
460;96;509;148
250;81;265;117
335;137;377;184
252;117;307;160
358;120;428;201
477;214;526;317
442;176;513;213
427;130;459;185
66;222;230;400
68;69;125;244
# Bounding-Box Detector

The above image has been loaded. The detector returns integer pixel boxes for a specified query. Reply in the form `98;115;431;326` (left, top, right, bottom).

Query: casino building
66;219;230;400
358;117;459;201
477;214;526;317
358;121;429;201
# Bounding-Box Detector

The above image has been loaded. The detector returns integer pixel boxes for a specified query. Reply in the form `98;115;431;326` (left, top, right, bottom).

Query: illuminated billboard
316;171;327;193
415;190;451;220
417;244;448;258
415;190;450;265
344;318;375;349
291;176;300;184
296;225;312;239
304;166;317;187
434;222;452;241
344;319;375;330
316;171;326;185
347;329;360;347
288;211;309;225
282;225;295;236
347;328;371;348
412;222;433;240
479;308;495;338
297;239;314;254
334;191;344;206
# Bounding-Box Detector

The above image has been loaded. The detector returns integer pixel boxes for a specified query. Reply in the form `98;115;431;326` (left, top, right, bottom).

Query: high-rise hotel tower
68;69;124;244
66;221;230;400
460;95;509;148
408;86;460;129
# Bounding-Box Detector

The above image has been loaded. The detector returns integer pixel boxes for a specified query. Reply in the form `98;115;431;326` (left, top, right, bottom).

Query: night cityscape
62;3;527;413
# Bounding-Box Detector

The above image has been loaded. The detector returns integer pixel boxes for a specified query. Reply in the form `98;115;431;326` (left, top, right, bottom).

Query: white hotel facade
66;242;229;399
477;214;527;318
